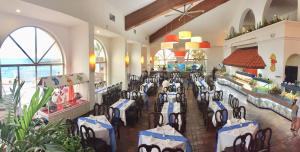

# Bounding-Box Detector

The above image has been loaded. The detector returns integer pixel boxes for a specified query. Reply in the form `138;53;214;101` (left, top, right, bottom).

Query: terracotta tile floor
116;83;300;152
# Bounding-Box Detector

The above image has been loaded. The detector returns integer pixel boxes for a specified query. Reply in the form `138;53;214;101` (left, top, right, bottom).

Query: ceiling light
161;42;173;49
185;42;199;50
96;30;100;34
191;36;202;42
16;9;21;13
179;31;192;40
199;41;211;48
164;34;179;44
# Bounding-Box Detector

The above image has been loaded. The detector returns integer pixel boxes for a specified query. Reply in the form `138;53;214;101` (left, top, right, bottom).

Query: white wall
23;0;149;45
128;43;142;76
110;37;127;89
205;46;224;73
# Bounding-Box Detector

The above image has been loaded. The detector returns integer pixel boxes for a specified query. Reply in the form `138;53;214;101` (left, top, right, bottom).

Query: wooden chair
93;103;109;117
120;90;130;99
169;112;186;134
138;144;161;152
148;112;164;129
158;92;168;103
66;119;78;137
215;109;228;130
162;147;184;152
228;94;234;105
79;125;110;152
233;106;246;119
109;107;121;139
253;128;272;152
233;133;253;152
203;100;214;130
231;98;240;109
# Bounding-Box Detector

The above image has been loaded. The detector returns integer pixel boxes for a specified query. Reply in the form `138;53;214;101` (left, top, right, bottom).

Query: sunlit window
94;39;107;83
0;27;64;105
185;50;195;61
154;49;176;70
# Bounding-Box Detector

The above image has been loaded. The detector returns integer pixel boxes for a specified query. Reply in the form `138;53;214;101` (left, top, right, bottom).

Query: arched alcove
285;54;300;83
239;9;256;32
263;0;298;21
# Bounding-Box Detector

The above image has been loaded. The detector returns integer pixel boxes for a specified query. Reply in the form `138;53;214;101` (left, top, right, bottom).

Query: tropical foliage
0;79;85;152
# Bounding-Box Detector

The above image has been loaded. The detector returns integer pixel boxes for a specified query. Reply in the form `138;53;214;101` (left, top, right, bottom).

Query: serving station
37;73;90;122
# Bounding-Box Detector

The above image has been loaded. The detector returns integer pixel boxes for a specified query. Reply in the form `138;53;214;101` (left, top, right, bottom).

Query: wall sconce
125;53;130;66
149;57;153;63
140;56;144;64
89;52;96;72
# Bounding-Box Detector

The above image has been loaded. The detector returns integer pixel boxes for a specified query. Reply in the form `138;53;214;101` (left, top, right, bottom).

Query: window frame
94;39;107;83
0;26;65;98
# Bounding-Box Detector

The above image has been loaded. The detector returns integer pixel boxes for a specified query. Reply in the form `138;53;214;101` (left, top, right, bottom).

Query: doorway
285;66;298;83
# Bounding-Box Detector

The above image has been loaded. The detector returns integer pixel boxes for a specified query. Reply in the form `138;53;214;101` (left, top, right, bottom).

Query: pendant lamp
185;42;199;50
191;36;202;42
199;41;211;48
164;34;179;44
161;42;173;49
179;31;192;39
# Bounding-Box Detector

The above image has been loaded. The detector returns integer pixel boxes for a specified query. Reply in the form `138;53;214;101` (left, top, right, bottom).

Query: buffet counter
217;76;292;120
38;100;90;122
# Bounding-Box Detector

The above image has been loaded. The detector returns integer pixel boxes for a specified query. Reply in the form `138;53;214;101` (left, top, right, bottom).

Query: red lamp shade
164;35;179;43
199;41;211;48
174;51;186;57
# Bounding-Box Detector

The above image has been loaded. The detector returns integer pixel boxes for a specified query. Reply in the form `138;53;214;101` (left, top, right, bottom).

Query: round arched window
0;27;64;105
154;49;176;70
94;39;107;83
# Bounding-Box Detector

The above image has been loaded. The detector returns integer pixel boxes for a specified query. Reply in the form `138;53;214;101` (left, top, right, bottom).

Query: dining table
160;102;181;125
138;125;192;152
216;119;259;152
110;98;135;126
77;115;117;152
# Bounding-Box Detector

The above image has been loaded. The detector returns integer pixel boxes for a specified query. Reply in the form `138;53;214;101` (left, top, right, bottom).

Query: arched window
0;27;64;105
94;39;107;83
185;50;195;62
154;49;176;70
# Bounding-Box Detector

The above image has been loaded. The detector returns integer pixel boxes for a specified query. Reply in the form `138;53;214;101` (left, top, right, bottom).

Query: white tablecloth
161;102;181;125
216;120;259;152
167;92;177;102
110;99;135;126
77;115;117;152
138;125;191;152
209;100;233;126
95;87;108;105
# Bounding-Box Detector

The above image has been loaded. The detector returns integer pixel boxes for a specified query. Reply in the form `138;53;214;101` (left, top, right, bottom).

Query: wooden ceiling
125;0;195;31
125;0;229;43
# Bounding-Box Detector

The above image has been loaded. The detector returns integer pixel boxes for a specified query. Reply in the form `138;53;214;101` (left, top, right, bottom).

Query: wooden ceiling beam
149;0;229;43
125;0;196;30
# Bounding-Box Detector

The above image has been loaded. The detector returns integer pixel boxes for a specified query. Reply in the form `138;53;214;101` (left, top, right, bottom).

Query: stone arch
263;0;298;21
239;8;256;33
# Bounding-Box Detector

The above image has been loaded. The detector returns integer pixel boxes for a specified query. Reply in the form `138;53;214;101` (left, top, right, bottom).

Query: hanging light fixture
185;42;199;50
179;31;192;40
191;36;202;42
174;49;187;57
164;34;179;44
199;41;211;48
161;42;173;49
